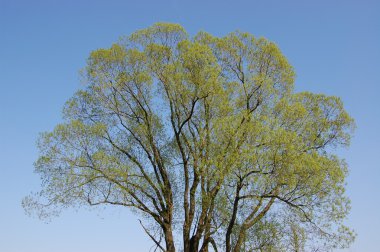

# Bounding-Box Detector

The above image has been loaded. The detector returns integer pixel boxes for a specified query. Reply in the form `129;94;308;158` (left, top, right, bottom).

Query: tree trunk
164;225;176;252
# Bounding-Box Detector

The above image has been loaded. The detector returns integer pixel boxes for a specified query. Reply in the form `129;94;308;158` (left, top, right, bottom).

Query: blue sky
0;0;379;251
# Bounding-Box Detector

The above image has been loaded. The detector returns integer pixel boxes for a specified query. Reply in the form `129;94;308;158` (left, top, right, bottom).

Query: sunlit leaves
24;23;355;252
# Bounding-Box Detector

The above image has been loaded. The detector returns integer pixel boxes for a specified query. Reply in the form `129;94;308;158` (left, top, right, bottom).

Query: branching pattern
23;23;355;252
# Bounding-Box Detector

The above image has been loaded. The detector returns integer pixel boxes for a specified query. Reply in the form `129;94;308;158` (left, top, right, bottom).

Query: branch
139;219;165;252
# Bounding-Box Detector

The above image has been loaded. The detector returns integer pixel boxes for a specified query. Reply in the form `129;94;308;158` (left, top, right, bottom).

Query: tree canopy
23;23;355;252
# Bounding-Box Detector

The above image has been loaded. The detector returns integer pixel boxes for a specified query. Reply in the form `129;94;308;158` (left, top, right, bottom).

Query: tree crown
24;23;355;252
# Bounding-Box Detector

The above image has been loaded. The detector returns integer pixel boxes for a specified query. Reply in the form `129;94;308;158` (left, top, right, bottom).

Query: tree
23;23;355;252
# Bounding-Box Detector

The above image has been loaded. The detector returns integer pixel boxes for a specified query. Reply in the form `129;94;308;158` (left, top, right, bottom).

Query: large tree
23;23;355;252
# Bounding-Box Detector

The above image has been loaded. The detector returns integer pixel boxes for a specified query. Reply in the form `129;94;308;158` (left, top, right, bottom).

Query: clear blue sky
1;0;379;251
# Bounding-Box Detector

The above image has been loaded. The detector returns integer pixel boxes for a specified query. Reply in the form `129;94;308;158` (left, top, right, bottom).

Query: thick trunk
164;225;176;252
183;232;190;252
225;184;241;252
189;235;199;252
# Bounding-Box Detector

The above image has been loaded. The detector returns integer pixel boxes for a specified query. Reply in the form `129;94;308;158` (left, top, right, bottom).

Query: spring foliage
23;23;355;252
